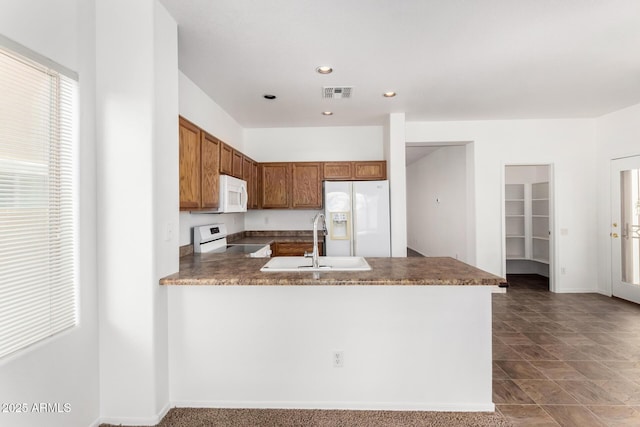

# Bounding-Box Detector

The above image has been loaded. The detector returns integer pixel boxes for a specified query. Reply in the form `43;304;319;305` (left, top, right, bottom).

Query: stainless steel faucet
305;212;326;269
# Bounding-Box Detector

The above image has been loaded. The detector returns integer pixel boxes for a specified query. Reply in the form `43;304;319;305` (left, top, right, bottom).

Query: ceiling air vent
322;86;353;99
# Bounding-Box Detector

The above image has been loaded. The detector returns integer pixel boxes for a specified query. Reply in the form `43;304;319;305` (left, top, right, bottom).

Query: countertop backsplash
180;229;320;257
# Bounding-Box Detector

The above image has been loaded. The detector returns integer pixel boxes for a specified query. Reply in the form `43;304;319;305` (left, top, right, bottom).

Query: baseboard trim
554;288;599;294
171;400;495;412
97;402;170;427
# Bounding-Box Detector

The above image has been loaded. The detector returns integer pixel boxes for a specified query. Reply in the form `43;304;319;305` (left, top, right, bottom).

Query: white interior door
611;156;640;303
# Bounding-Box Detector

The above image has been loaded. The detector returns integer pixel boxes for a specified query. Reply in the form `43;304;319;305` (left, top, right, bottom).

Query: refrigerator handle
351;184;356;256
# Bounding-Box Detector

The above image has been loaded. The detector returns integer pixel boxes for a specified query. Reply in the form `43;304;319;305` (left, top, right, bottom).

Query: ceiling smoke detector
322;86;353;99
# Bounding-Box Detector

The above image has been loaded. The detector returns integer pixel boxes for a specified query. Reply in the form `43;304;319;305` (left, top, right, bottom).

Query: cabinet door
232;149;243;178
292;162;322;209
242;155;254;208
179;117;201;210
250;160;259;209
200;132;220;209
219;142;233;175
323;162;352;180
260;163;290;208
353;161;386;180
273;241;322;257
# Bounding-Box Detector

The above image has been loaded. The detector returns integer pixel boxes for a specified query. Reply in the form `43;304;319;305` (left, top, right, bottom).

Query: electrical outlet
332;351;344;368
561;267;566;275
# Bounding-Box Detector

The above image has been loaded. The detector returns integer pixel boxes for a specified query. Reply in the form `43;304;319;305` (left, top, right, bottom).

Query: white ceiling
160;0;640;129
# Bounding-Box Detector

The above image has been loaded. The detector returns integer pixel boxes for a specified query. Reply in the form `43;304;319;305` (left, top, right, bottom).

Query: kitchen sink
260;256;372;272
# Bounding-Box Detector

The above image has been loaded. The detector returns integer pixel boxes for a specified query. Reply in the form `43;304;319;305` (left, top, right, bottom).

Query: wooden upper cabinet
323;162;353;180
242;155;252;182
179;117;201;210
292;162;322;209
353;161;387;180
242;155;256;209
179;118;387;212
250;160;259;209
232;149;243;178
200;132;220;209
260;163;290;208
219;142;233;175
321;161;387;181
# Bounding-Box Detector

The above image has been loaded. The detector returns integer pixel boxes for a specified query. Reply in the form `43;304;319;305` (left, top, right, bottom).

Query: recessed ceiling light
316;66;333;75
263;94;277;100
322;111;333;116
383;92;397;98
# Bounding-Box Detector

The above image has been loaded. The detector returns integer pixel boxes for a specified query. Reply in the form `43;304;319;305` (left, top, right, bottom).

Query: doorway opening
406;142;472;262
503;164;554;292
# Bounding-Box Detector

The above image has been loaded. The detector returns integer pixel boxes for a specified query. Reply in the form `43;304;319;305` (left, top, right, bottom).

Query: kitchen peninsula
162;255;504;412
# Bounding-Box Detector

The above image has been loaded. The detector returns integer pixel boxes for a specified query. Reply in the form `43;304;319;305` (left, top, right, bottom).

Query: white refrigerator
323;180;391;257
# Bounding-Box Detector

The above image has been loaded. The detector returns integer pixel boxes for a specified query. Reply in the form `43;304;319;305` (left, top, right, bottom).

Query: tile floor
493;274;640;426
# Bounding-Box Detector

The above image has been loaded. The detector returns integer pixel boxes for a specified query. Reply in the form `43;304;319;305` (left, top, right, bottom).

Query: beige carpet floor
101;407;511;427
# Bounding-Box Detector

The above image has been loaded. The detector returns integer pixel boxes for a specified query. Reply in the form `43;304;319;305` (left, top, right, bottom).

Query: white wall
179;72;244;152
406;119;598;293
595;102;640;295
152;2;178;416
243;126;383;162
179;212;245;246
169;285;493;411
244;210;322;231
387;114;408;257
96;0;176;424
407;145;467;261
0;1;100;427
0;0;78;71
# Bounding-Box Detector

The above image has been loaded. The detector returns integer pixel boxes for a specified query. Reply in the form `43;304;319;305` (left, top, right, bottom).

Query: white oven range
193;223;271;258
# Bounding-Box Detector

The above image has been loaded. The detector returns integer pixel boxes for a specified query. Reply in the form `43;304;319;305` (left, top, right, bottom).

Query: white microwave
218;174;247;213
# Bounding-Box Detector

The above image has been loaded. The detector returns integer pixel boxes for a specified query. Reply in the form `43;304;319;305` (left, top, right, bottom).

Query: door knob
611;233;619;238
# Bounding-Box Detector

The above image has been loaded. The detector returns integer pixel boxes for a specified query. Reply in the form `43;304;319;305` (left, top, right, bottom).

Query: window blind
0;45;77;359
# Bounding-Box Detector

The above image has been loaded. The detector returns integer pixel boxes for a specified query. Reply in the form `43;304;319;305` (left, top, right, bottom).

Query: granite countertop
160;254;506;287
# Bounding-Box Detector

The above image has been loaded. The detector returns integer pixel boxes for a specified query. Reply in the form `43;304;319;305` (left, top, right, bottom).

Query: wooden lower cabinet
273;241;323;257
